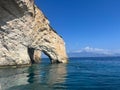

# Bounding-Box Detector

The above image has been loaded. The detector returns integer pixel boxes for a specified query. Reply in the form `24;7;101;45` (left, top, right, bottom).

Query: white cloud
84;46;105;52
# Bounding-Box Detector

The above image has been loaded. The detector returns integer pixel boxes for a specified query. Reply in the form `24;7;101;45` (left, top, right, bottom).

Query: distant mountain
68;46;120;57
68;51;113;57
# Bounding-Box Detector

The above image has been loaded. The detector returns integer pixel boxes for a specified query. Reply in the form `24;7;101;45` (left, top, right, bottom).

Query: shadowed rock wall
0;0;68;66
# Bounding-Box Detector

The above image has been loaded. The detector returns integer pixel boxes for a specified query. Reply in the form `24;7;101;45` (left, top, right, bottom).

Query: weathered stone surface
0;0;68;66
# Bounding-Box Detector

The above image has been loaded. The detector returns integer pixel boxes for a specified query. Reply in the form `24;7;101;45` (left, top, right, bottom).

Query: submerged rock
0;0;68;66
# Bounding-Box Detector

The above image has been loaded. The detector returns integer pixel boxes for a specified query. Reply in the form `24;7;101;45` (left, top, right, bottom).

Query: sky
35;0;120;52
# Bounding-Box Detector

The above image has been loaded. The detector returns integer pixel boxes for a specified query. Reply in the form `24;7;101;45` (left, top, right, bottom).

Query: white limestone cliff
0;0;68;66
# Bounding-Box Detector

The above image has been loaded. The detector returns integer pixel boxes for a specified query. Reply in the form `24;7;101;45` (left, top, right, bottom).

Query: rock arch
28;44;68;64
0;0;67;66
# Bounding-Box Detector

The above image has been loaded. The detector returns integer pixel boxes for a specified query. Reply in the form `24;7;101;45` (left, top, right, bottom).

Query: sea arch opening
40;51;51;64
28;47;58;64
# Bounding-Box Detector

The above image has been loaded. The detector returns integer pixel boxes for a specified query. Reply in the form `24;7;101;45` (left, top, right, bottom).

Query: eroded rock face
0;0;68;66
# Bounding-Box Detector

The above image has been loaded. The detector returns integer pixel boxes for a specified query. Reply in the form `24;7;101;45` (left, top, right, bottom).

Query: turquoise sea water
1;57;120;90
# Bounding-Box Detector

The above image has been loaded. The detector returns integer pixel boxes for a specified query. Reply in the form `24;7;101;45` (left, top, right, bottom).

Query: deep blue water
1;57;120;90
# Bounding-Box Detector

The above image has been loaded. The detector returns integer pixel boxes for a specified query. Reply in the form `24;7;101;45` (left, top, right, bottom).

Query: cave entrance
28;47;58;64
28;48;51;64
